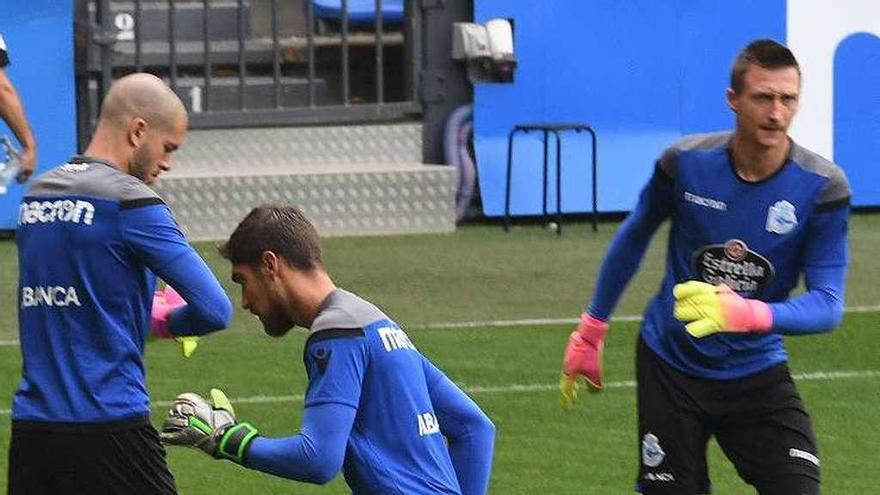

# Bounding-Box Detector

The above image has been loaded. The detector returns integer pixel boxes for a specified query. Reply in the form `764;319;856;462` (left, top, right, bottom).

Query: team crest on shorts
765;200;797;235
642;433;666;468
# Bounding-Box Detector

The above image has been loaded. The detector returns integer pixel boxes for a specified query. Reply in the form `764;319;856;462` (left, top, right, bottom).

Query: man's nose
768;97;786;121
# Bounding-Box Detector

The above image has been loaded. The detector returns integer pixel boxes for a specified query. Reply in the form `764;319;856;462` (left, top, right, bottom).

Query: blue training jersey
13;156;231;422
590;132;850;379
244;287;495;493
301;289;464;494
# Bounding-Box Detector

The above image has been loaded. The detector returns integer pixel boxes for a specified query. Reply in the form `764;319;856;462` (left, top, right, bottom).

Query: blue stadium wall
0;1;76;229
474;1;880;215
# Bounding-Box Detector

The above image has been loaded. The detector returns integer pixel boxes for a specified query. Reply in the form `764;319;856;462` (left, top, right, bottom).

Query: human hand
14;145;35;183
151;285;199;357
673;281;772;338
560;313;608;410
160;388;260;464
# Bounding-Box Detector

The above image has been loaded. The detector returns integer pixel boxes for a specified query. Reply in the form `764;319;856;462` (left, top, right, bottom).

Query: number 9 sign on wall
0;0;76;230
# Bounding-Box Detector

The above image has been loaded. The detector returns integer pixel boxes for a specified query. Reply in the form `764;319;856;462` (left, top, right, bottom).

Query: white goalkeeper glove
159;388;260;464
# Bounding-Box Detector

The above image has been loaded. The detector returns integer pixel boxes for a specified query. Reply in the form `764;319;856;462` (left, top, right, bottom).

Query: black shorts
7;416;177;495
636;337;820;495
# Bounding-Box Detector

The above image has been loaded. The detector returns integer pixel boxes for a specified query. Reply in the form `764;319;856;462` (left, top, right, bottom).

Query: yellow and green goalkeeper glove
159;388;260;464
673;281;773;338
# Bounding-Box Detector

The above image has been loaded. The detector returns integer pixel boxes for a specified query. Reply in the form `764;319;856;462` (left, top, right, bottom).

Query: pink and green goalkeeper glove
560;313;608;410
673;281;773;338
151;285;199;358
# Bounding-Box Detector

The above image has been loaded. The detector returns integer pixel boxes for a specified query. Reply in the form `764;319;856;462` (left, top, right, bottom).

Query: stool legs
541;129;549;222
554;130;563;236
504;129;516;232
504;124;598;234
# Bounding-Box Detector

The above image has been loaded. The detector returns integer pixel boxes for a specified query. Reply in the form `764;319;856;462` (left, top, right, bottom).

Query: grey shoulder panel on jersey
657;131;733;177
26;158;163;205
789;142;851;208
309;289;387;335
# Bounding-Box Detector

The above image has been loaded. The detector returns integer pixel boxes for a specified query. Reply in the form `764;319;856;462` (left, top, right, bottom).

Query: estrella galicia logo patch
765;200;798;235
642;433;666;468
692;239;775;295
313;347;331;373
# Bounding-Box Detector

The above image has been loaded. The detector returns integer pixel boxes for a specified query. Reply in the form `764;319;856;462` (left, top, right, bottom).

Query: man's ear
261;250;281;278
128;118;148;148
726;88;738;113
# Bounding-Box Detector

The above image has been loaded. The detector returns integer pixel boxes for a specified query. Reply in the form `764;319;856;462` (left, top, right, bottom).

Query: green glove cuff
216;422;260;464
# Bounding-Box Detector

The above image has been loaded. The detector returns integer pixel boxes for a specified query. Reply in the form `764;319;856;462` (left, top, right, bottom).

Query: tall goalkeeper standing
160;205;496;495
560;39;850;495
8;73;232;494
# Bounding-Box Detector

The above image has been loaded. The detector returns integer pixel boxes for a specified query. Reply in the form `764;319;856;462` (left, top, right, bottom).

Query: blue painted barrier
0;1;76;229
474;1;879;214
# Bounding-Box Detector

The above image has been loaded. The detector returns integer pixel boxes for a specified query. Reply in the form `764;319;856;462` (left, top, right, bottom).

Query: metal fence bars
80;0;420;133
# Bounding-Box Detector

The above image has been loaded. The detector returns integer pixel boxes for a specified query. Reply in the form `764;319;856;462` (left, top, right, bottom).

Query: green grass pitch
1;214;878;493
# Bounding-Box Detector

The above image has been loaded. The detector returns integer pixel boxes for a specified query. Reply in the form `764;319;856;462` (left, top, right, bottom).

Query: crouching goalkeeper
161;205;496;495
559;40;850;495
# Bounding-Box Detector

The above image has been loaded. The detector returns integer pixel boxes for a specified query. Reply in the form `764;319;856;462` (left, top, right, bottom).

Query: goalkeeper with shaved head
8;73;232;494
560;39;849;495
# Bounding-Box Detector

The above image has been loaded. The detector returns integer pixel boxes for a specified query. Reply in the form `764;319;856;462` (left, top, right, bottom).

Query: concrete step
153;123;457;239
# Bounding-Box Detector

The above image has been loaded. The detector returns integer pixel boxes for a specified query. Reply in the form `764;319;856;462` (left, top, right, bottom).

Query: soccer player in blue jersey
560;40;849;494
160;205;496;494
8;73;233;494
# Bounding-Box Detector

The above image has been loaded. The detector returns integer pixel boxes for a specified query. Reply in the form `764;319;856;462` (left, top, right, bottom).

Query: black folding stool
503;123;598;235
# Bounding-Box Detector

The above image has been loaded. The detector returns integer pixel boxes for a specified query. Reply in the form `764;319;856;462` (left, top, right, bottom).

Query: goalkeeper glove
560;312;608;410
160;388;260;464
151;285;199;358
673;281;773;338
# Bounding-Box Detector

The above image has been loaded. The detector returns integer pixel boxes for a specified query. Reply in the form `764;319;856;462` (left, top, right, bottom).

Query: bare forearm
0;72;35;152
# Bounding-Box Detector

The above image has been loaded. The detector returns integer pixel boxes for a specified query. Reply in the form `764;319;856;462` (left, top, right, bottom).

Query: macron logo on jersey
60;162;92;173
21;286;82;308
378;326;417;352
417;412;440;436
19;200;95;226
684;191;727;211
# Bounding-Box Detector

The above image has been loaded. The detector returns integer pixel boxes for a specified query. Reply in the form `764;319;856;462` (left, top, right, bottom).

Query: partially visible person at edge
160;205;496;495
560;39;849;495
0;33;37;182
7;72;233;495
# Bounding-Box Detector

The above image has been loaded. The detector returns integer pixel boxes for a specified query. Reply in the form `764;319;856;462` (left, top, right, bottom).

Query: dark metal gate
75;0;422;144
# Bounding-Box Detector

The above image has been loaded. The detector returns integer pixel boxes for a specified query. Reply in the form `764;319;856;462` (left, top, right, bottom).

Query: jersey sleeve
588;162;675;319
120;199;232;335
0;35;9;67
303;330;368;409
423;358;495;495
244;332;369;483
245;402;356;484
769;203;849;334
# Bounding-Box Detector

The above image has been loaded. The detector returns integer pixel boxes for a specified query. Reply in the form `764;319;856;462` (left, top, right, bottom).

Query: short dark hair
220;205;323;270
730;39;800;93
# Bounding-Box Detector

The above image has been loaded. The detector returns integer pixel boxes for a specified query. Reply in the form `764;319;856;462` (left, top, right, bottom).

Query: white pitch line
1;369;878;416
1;305;879;347
412;305;880;330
